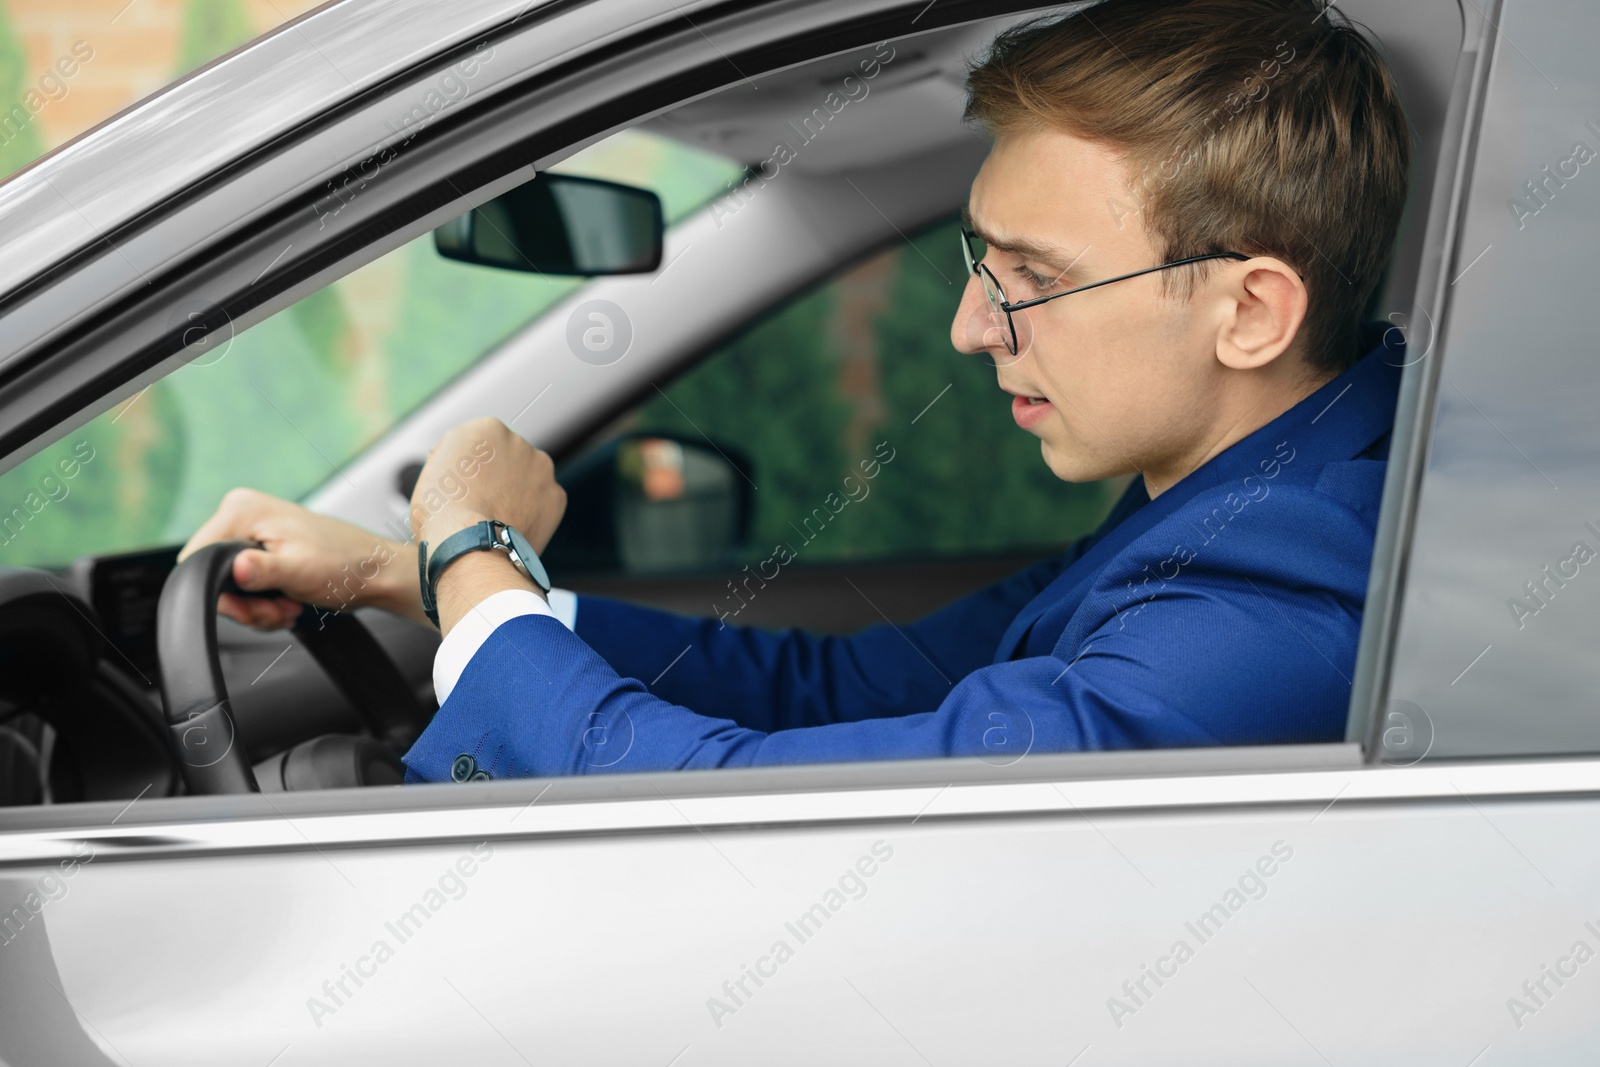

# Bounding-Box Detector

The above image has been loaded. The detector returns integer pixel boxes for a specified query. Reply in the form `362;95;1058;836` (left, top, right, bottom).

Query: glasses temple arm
1001;252;1249;313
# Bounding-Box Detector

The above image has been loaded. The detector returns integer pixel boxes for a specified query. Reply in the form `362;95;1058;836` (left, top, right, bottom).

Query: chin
1039;439;1121;484
1038;440;1088;483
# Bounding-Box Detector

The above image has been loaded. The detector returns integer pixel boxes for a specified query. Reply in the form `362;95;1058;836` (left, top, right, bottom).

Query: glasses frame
960;228;1250;355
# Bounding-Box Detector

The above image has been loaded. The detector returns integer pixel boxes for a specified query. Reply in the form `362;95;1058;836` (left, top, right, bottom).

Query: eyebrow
961;205;1089;274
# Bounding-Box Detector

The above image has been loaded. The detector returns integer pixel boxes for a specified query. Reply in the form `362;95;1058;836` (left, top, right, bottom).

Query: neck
1143;364;1333;498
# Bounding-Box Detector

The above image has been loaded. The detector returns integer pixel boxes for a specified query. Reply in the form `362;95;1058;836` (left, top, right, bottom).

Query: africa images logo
566;299;633;366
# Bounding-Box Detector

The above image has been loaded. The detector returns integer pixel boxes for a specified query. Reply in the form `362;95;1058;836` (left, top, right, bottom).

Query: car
2;0;1599;1061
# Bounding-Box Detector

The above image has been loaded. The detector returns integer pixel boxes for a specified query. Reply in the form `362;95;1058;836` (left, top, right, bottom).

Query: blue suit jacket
403;336;1402;781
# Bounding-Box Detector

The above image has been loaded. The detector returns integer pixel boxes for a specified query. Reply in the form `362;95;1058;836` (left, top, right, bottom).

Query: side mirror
433;173;664;275
543;435;753;575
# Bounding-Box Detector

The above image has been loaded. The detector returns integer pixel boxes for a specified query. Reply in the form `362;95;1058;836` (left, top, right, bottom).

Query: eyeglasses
960;228;1249;356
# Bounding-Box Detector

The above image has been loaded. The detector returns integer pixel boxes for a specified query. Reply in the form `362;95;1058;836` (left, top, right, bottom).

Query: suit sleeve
401;483;1374;781
566;552;1068;732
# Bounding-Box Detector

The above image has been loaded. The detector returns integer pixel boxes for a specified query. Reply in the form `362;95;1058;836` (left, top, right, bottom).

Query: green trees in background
0;3;193;563
634;282;854;556
290;287;357;375
0;1;40;177
172;0;253;78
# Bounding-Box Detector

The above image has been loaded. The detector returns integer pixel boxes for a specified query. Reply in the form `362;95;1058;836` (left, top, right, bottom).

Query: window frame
1345;0;1502;760
0;0;1503;848
1359;0;1600;760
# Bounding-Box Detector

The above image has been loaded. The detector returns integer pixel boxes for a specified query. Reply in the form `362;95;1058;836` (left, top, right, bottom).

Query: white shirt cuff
432;587;578;705
548;587;578;630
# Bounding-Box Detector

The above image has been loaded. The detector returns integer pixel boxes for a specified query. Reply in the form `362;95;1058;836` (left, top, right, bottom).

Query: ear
1213;257;1308;371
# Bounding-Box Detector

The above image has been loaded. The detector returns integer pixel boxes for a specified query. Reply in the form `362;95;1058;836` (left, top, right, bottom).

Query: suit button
451;754;477;782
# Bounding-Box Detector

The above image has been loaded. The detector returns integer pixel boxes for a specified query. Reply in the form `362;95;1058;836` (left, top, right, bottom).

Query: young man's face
951;126;1241;488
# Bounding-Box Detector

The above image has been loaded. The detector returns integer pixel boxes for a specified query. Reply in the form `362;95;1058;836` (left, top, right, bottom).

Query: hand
409;418;566;636
409;418;566;551
180;488;422;630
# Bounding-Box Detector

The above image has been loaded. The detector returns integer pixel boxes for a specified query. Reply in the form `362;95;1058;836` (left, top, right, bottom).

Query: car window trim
1344;0;1499;759
16;748;1600;866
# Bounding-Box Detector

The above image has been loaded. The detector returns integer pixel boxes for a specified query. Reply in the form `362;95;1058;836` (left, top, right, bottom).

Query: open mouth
1010;393;1053;429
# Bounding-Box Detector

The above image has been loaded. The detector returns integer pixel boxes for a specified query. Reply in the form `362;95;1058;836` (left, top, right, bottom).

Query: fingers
216;592;254;627
259;597;304;629
227;546;304;628
179;486;271;562
231;546;279;593
216;592;303;631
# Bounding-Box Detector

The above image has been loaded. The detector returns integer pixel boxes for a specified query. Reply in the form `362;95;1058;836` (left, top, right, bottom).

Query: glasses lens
960;230;980;274
962;231;1018;358
978;264;1005;316
977;265;1016;356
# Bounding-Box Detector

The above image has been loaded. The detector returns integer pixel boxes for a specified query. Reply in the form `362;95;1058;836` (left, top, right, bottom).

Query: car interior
0;0;1466;808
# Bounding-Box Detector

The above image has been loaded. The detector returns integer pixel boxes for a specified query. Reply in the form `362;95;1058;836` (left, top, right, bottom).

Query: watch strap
420;523;490;628
419;521;552;628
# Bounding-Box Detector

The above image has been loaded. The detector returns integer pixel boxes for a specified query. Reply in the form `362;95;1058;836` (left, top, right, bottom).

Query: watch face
503;525;551;591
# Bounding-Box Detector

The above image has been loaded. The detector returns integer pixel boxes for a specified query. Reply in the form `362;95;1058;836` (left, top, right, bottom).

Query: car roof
641;18;1015;175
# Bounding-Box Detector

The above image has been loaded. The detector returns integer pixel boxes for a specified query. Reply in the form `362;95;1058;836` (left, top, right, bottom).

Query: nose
950;271;1008;356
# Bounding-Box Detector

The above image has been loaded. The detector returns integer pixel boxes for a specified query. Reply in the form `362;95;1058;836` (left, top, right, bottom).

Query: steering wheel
156;541;432;794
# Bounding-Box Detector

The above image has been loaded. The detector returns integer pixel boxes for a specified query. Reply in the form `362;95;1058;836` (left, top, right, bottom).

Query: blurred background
0;0;1114;575
0;0;322;179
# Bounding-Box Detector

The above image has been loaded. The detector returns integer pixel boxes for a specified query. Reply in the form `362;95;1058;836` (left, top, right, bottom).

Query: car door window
577;215;1122;571
1381;0;1600;759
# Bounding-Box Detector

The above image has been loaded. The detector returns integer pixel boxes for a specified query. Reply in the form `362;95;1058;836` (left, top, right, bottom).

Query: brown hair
964;0;1411;375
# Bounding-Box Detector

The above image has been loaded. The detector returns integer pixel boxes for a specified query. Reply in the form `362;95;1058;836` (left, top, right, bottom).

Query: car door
8;0;1600;1065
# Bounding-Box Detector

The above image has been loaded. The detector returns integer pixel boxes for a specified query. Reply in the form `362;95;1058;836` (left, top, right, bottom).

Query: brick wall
4;0;322;153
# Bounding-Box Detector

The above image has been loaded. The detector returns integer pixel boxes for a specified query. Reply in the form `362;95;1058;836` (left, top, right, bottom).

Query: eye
1011;263;1059;291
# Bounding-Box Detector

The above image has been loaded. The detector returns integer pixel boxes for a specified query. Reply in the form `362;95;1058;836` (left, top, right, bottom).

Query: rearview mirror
433;173;664;275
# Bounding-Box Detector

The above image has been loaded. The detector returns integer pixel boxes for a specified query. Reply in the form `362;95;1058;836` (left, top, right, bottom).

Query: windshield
0;131;739;569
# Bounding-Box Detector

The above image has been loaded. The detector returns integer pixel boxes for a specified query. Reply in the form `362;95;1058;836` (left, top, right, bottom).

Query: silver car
1;0;1598;1062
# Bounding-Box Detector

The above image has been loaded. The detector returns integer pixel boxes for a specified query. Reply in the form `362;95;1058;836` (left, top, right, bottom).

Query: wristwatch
419;520;552;627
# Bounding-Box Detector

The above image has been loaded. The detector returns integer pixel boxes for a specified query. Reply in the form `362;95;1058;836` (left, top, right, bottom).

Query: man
183;0;1411;780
